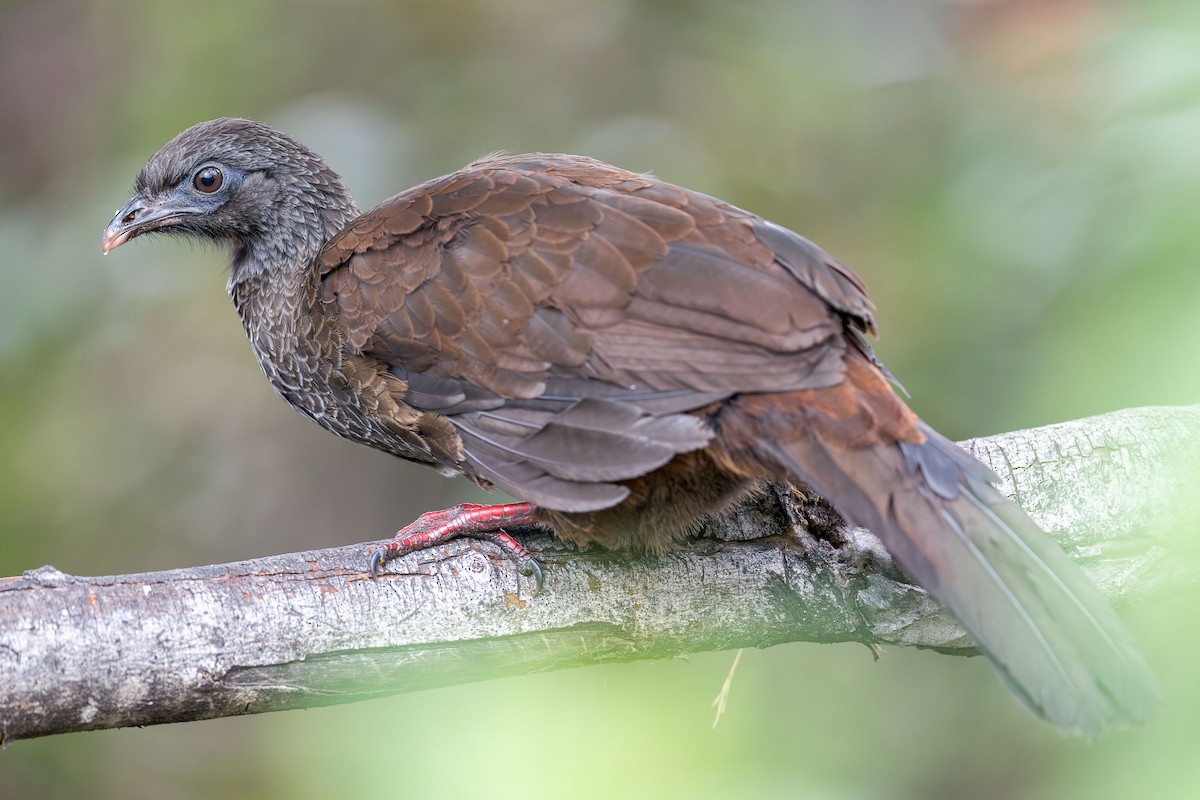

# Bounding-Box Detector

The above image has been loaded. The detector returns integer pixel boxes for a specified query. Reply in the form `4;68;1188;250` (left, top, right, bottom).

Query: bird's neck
226;185;359;396
226;189;359;331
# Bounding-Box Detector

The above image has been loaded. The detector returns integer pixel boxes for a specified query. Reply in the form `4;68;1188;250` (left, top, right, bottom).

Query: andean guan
103;118;1155;734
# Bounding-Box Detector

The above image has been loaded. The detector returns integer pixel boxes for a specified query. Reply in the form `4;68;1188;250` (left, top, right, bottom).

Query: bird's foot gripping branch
371;502;544;593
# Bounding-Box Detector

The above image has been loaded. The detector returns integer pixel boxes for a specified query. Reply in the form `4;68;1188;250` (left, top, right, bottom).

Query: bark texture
1;405;1196;743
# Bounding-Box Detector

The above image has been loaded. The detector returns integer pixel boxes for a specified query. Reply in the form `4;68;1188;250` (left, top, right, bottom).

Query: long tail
725;358;1158;734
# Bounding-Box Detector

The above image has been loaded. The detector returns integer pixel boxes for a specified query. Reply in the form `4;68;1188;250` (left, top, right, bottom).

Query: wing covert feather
317;153;877;497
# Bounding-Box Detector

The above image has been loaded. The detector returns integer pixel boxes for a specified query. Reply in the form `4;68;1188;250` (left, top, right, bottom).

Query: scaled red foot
369;502;543;593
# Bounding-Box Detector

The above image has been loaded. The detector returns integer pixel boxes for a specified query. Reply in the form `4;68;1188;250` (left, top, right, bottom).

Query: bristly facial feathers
116;118;359;281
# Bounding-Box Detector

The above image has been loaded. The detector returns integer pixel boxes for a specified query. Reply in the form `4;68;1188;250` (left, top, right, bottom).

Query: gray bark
1;405;1197;743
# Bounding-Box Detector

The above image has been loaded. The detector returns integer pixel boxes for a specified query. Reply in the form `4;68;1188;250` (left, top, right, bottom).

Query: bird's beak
101;194;199;254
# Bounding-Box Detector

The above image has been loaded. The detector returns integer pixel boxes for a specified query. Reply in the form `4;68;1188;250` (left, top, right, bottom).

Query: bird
103;117;1155;734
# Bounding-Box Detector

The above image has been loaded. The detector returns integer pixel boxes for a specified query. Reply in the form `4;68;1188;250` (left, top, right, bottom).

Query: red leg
369;502;543;592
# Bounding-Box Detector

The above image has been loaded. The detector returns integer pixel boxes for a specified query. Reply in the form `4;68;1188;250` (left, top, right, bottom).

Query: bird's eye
192;166;224;194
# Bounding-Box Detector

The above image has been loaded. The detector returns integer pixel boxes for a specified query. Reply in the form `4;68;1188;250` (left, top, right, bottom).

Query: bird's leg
369;502;544;592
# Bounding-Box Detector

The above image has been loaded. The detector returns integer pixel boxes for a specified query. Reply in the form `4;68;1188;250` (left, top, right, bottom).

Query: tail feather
761;424;1158;734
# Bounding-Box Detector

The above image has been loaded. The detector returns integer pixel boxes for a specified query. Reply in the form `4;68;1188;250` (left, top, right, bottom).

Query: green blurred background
2;0;1198;797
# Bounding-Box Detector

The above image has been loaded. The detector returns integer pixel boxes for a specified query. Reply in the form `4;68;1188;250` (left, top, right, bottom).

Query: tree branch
2;405;1197;743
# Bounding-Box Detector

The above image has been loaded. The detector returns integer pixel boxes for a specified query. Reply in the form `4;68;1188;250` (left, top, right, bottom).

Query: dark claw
523;558;544;596
369;547;387;577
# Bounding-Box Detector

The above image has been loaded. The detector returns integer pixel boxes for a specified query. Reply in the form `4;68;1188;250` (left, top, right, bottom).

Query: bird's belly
537;448;764;551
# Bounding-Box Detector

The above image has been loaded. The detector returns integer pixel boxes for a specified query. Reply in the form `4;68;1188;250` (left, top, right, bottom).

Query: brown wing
317;154;877;510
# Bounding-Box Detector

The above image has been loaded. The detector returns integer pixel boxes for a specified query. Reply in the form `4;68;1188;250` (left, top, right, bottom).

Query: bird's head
102;118;357;277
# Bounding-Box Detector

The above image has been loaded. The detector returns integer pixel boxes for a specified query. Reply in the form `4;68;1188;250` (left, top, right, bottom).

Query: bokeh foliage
1;1;1197;797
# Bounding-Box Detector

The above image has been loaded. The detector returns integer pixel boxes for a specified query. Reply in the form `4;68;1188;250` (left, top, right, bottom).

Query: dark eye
192;166;224;194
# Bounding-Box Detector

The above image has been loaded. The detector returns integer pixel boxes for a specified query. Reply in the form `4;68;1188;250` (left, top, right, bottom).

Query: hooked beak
101;194;200;254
